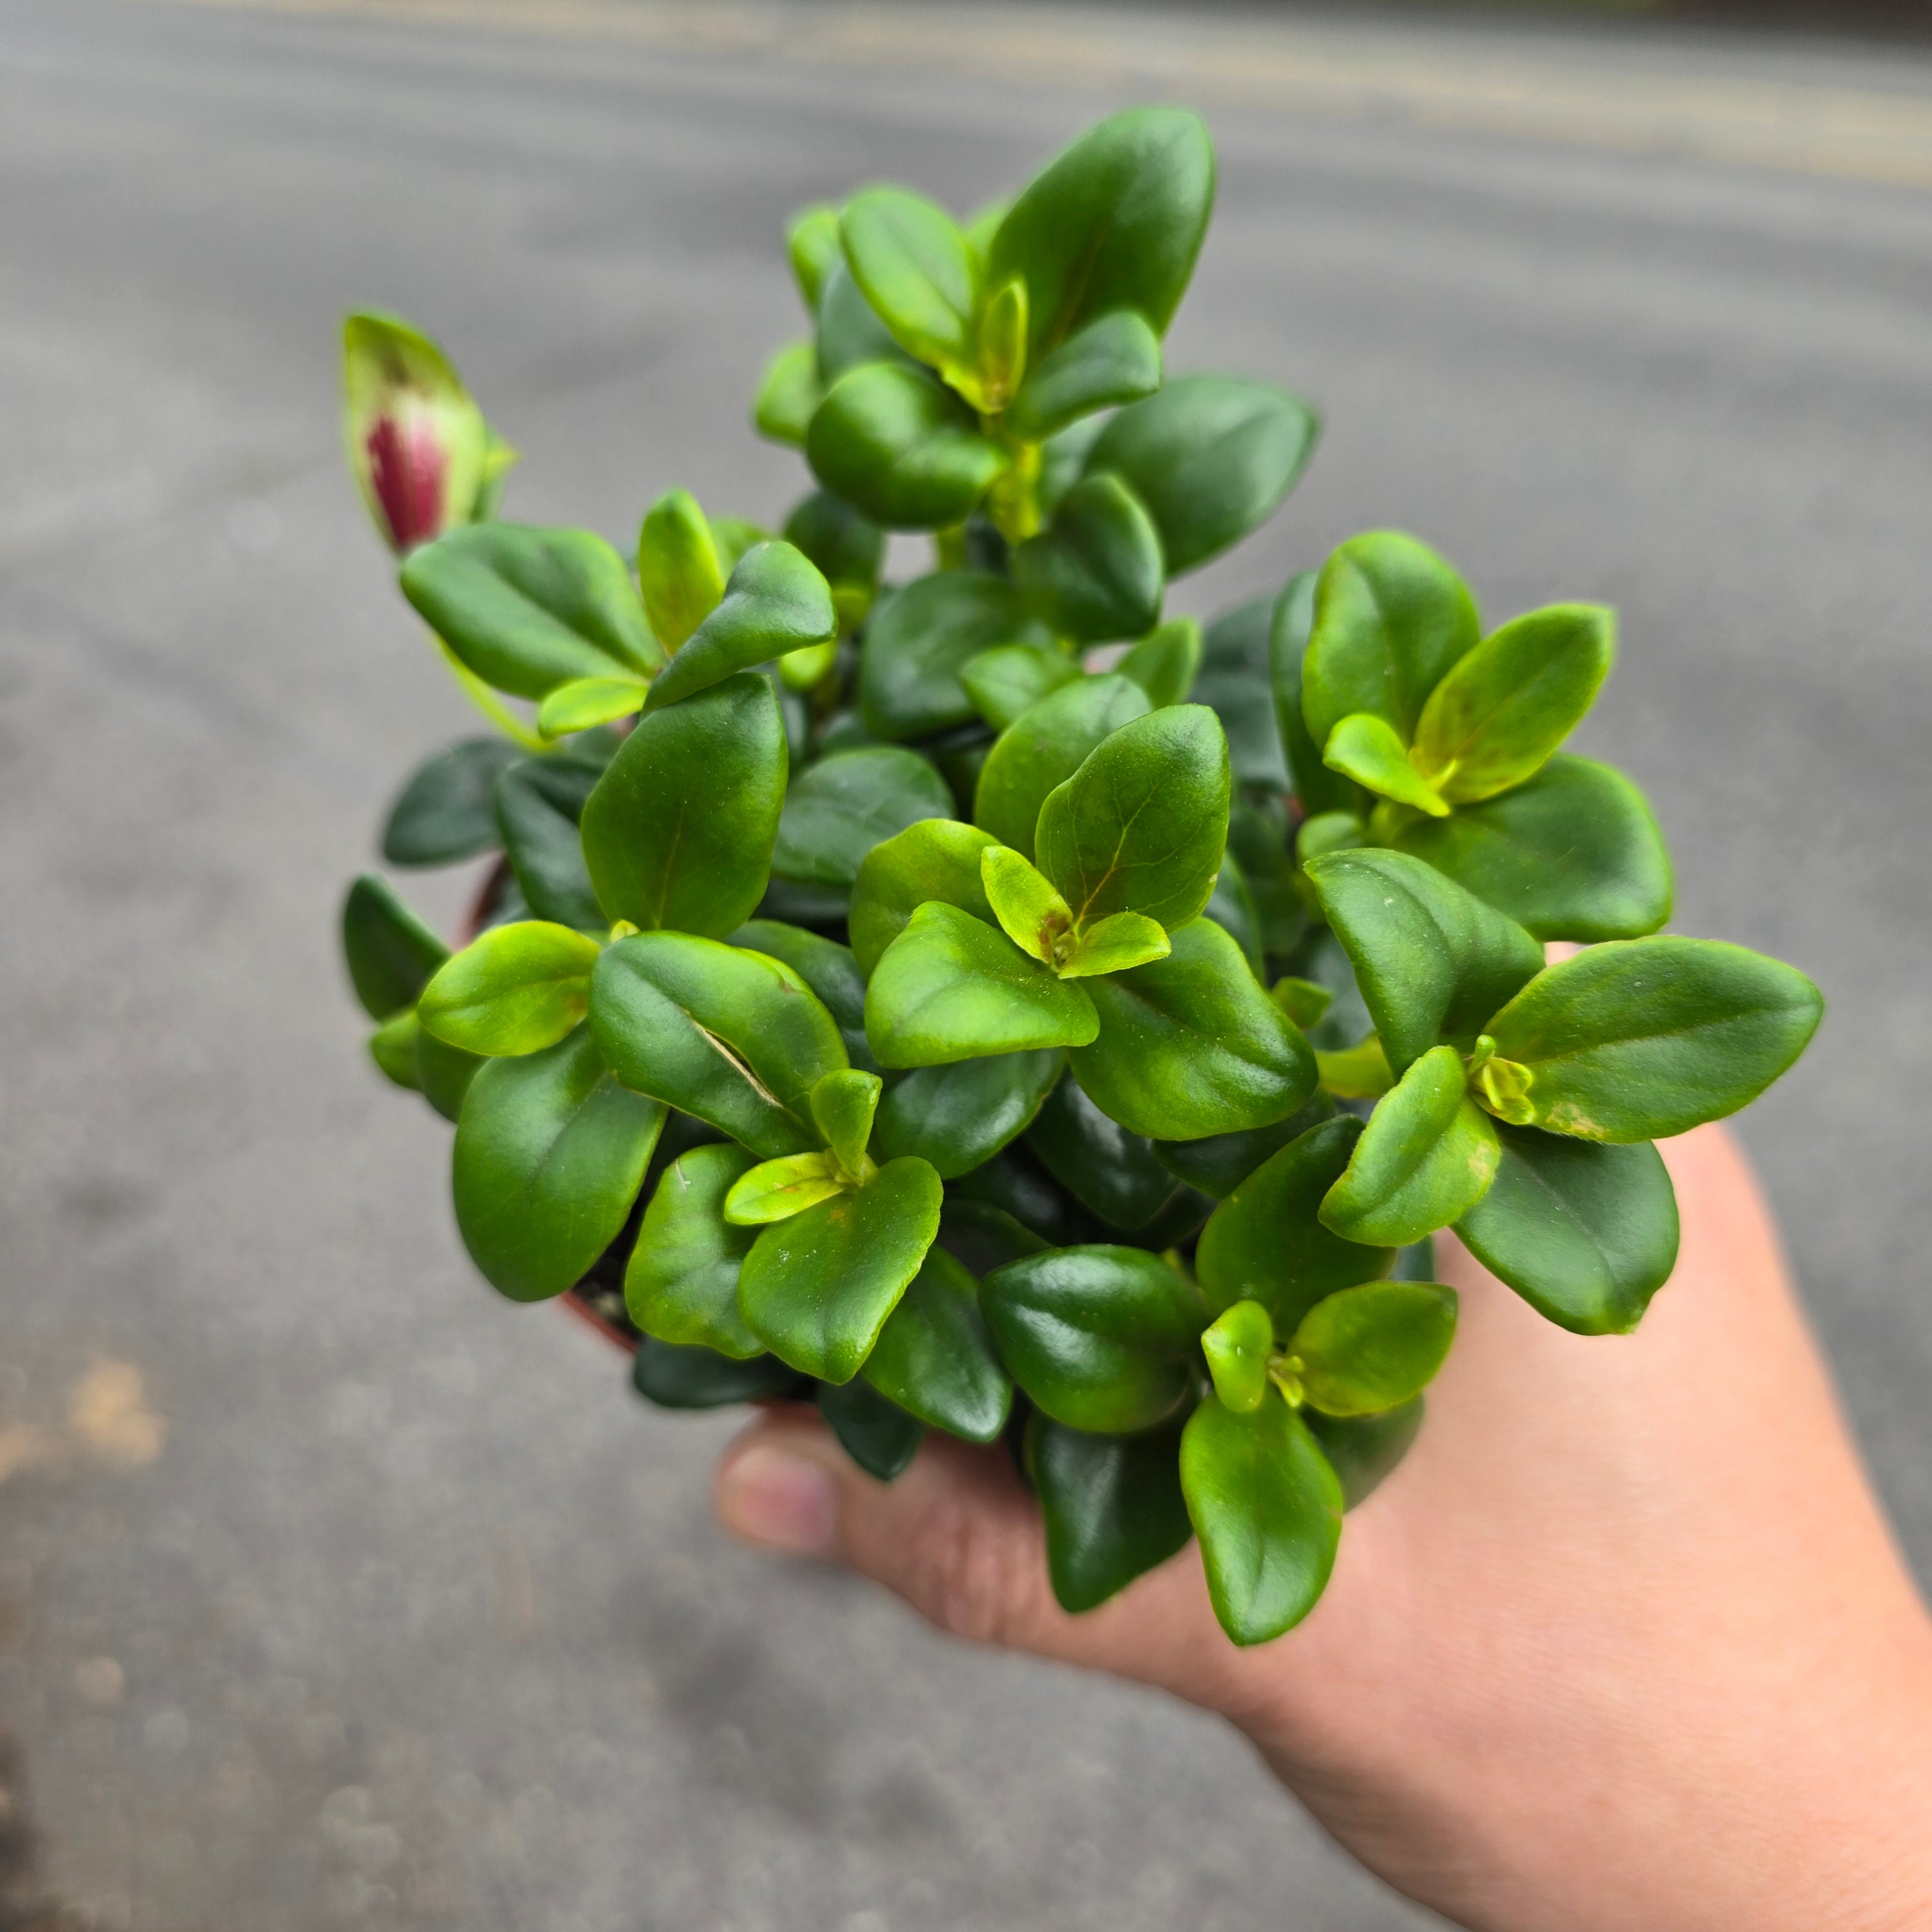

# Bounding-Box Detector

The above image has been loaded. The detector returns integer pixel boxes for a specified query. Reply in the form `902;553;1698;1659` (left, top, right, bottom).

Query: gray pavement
4;1;1932;1926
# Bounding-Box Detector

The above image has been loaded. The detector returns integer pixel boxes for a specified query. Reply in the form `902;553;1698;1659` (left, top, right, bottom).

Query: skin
713;1124;1932;1931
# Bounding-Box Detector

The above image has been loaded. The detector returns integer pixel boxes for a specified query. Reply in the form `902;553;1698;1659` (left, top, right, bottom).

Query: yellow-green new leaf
1321;713;1448;817
981;843;1073;964
418;920;602;1057
1290;1282;1458;1417
724;1152;845;1225
637;488;726;652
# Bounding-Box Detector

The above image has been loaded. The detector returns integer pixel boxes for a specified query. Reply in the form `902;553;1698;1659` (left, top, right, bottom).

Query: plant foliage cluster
336;109;1821;1644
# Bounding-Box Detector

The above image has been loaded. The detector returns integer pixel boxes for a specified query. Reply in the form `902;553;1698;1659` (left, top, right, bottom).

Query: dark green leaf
814;259;920;384
1117;615;1201;710
632;1339;802;1410
637;488;725;653
738;1157;944;1382
1027;1072;1182;1229
1027;1411;1193;1612
973;672;1151;859
1227;797;1308;963
987;107;1214;360
1481;937;1823;1143
451;1027;666;1302
581;672;786;938
382;739;518;867
1194;1114;1393;1331
848;818;997;976
342;874;446;1019
874;1049;1063;1178
1300;531;1481;748
1071;918;1317;1141
949;1148;1097;1249
494;755;604;930
1268;572;1361;817
1011;473;1164;645
1196;595;1289;790
400;522;660;698
1320;1045;1500;1246
645;540;834;712
1393;754;1672;942
774;746;954;889
1181;1395;1342;1645
839;187;977;375
807;363;1007;531
626;1141;762;1356
1305;1398;1424;1512
960;643;1081;732
1003;309;1162;442
1151;1092;1337;1199
1455;1127;1678;1334
1290;1282;1457;1417
1302;847;1545;1073
864;903;1098;1067
732;919;878;1074
783;491;885;623
418;921;601;1056
1412;604;1614;804
1085;378;1317;575
859;571;1051;741
415;1028;483;1122
981;1245;1204;1433
590;932;848;1158
369;1009;421;1089
817;1377;926;1481
862;1246;1012;1442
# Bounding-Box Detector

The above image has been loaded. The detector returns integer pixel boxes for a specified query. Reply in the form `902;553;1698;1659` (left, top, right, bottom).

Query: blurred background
5;0;1931;1926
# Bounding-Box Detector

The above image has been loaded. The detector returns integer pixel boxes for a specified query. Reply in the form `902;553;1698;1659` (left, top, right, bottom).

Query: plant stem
433;634;548;751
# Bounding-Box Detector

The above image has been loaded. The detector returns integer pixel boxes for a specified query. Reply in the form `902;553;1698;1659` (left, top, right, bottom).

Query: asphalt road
4;2;1932;1926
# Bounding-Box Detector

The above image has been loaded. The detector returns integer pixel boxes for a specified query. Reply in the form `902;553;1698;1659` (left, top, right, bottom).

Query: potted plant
337;107;1821;1647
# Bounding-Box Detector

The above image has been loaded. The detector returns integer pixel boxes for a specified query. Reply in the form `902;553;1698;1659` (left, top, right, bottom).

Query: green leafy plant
335;108;1821;1645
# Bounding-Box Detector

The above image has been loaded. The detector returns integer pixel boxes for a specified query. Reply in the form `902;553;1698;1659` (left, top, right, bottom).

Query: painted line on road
115;0;1932;190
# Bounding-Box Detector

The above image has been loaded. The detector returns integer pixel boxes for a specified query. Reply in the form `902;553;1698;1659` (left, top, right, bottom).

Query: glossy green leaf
382;738;519;867
839;187;977;375
369;1009;422;1089
1204;853;1263;975
1456;1127;1678;1335
1033;704;1229;931
415;1029;483;1122
1321;1045;1501;1246
632;1339;801;1410
1315;1037;1393;1100
981;843;1073;963
773;746;953;889
1196;595;1290;790
644;540;834;712
960;643;1081;732
1011;473;1164;645
986;107;1213;360
859;571;1051;741
817;1377;925;1481
1412;604;1614;804
864;903;1098;1068
1181;1395;1342;1645
872;1049;1062;1178
1393;754;1672;942
590;932;847;1158
451;1027;665;1302
1268;571;1361;818
807;362;1007;530
1118;615;1201;710
753;339;821;446
1150;1091;1337;1200
493;755;603;930
1201;1299;1274;1413
1195;1115;1394;1328
814;259;919;383
1290;1282;1457;1417
981;1245;1204;1434
342;874;447;1019
1061;912;1170;979
862;1247;1012;1443
635;488;725;652
536;677;646;738
580;672;786;938
1084;377;1317;575
1302;847;1545;1073
400;522;660;698
788;203;841;309
810;1068;882;1175
1071;918;1317;1141
732;920;878;1074
1305;1398;1424;1512
626;1142;762;1357
738;1157;943;1382
418;921;601;1056
1003;309;1163;441
1027;1071;1180;1229
1301;531;1481;748
848;819;997;975
724;1151;845;1224
973;672;1151;859
783;491;885;628
1480;937;1824;1142
1027;1412;1194;1612
1321;713;1449;817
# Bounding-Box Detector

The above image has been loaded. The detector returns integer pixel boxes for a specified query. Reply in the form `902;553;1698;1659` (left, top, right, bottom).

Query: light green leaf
848;818;997;976
418;920;601;1056
753;339;822;447
625;1142;762;1357
839;187;978;376
1290;1282;1457;1417
1060;910;1170;979
637;488;726;652
1321;712;1449;816
786;203;841;311
1201;1299;1274;1413
1003;309;1163;442
644;540;835;712
814;259;920;383
1268;570;1361;819
862;1247;1012;1443
960;643;1082;731
536;677;647;737
1118;615;1202;709
981;842;1073;964
724;1151;845;1224
810;1067;882;1176
973;672;1151;859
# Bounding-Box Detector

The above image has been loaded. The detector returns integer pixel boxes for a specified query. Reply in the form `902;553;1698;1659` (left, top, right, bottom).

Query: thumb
711;1406;1242;1703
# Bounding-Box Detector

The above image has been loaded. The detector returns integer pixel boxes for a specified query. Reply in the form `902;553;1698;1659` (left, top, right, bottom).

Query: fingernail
715;1445;838;1558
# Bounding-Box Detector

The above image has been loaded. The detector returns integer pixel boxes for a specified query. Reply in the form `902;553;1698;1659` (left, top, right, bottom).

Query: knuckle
902;1494;1049;1649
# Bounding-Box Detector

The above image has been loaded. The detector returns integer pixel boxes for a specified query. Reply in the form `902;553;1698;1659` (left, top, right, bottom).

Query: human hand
713;1124;1932;1932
